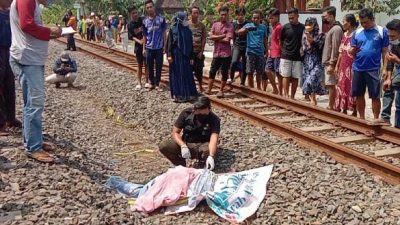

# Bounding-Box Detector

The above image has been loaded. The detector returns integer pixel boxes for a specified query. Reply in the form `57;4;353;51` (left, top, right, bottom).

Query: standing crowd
1;0;400;163
119;3;399;127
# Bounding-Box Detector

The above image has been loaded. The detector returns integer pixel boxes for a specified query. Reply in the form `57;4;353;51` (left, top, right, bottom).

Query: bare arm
208;133;219;157
172;127;185;147
237;27;248;35
209;33;226;41
382;47;389;78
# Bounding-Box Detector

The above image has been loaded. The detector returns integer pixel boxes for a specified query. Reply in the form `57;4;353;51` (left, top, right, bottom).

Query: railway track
55;37;400;184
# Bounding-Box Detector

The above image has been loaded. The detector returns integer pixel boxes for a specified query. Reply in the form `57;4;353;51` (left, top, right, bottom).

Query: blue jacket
53;58;78;75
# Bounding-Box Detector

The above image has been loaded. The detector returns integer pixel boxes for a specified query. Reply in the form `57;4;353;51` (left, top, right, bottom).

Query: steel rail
70;38;400;146
55;38;400;184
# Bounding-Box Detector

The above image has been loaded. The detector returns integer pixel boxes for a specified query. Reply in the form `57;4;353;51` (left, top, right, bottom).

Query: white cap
90;12;95;16
60;51;70;62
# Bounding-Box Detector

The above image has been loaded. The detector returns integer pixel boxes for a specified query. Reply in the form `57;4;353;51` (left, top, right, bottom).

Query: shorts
280;59;303;79
352;70;381;98
324;67;338;86
246;52;266;79
193;52;205;82
209;57;231;81
266;57;280;73
135;45;145;65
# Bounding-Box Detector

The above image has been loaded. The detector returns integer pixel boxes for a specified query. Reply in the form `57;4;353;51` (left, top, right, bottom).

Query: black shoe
64;48;70;51
55;83;61;88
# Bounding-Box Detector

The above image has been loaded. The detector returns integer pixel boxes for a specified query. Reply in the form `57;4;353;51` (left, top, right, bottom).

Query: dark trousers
193;52;205;83
146;48;164;86
67;34;76;50
159;139;209;167
381;86;400;128
230;46;247;85
0;48;16;127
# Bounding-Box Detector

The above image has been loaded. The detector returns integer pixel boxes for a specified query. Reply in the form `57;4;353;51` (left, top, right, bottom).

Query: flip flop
25;150;55;163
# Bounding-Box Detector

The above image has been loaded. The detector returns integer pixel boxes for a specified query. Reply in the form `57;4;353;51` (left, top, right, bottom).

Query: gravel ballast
1;41;400;225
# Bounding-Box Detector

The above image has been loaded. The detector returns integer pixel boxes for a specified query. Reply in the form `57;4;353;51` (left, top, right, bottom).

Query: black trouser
159;139;209;167
67;33;76;50
193;52;205;83
230;46;247;85
0;48;16;127
209;57;231;82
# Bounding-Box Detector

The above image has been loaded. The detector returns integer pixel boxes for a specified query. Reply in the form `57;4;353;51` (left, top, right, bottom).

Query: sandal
25;150;55;163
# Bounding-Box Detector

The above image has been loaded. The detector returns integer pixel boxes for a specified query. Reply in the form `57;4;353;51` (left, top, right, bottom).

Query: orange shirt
67;16;77;30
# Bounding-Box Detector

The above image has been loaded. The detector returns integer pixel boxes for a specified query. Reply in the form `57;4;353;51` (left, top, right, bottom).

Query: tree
341;0;400;15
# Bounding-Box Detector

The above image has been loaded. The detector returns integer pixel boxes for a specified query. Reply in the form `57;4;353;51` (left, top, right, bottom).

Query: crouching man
45;51;77;88
159;96;220;170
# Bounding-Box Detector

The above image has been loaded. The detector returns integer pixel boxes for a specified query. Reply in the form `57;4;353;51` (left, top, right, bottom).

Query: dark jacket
52;58;78;76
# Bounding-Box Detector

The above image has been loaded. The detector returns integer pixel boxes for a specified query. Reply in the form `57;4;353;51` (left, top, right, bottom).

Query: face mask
390;39;400;45
182;20;189;27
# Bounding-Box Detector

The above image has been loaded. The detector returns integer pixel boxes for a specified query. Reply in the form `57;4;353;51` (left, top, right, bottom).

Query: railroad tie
300;125;339;132
328;134;374;144
374;147;400;157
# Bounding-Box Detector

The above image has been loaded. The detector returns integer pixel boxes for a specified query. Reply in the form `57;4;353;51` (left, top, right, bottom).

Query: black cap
193;96;211;109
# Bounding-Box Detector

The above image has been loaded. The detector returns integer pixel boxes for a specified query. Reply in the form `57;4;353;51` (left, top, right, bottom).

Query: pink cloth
132;166;201;213
270;23;282;58
211;21;234;58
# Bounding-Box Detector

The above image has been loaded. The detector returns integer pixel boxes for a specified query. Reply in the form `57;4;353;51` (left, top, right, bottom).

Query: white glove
206;156;215;170
181;144;191;159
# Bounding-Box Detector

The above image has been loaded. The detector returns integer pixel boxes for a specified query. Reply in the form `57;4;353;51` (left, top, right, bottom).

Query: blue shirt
143;15;167;50
0;10;11;48
244;23;268;56
351;25;389;71
112;18;119;28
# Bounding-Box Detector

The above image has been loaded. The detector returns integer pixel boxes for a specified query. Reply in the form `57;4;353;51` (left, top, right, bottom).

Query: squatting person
45;51;78;88
159;96;220;170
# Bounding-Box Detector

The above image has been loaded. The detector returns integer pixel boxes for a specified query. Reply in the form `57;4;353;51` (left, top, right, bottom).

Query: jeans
146;48;163;86
0;48;16;127
10;59;45;152
381;86;400;128
159;139;209;167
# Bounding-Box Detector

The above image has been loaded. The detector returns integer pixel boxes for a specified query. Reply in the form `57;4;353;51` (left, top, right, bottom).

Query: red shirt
211;21;234;58
270;23;282;58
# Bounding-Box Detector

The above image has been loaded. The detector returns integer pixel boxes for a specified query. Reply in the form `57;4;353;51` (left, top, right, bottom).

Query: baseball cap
193;96;211;109
60;51;70;62
91;12;95;16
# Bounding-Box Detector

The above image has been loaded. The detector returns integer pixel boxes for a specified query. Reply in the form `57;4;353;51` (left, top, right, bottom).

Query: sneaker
135;84;142;90
227;78;232;84
144;83;151;88
55;83;61;88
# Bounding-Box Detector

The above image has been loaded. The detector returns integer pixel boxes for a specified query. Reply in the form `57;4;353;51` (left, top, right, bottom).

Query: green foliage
200;0;275;29
342;0;400;15
42;0;75;25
